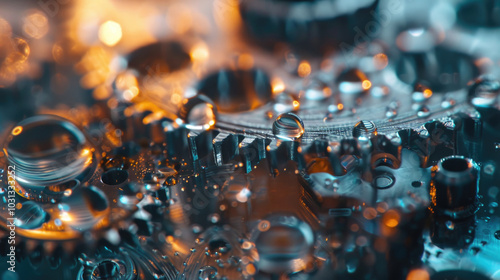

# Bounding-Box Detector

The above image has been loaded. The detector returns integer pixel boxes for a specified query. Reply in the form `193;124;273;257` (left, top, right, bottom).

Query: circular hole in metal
92;260;122;280
441;157;469;172
411;181;423;188
101;169;128;185
372;173;395;189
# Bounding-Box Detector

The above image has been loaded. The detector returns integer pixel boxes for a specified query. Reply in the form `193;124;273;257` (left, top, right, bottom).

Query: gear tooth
212;132;244;166
399;126;431;167
239;137;269;173
188;130;219;168
452;110;483;160
166;126;190;160
265;140;302;174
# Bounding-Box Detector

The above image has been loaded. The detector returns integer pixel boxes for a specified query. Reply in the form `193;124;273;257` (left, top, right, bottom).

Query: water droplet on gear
6;115;94;187
198;266;217;280
13;201;46;229
179;95;217;131
468;76;500;108
272;113;305;141
337;68;370;95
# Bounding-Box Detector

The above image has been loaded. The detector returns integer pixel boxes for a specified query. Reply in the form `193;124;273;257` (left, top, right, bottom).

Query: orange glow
190;42;209;62
406;269;430;280
298;61;311;77
363;207;377;220
272;78;285;94
123;86;139;101
238;53;254;70
93;85;111;100
293;100;300;109
423;89;433;98
60;211;72;222
383;210;400;228
350;223;359;232
23;10;49;39
362;80;372;90
11;126;23;136
337;103;344;110
245;263;256;275
98;20;122;47
373;53;388;70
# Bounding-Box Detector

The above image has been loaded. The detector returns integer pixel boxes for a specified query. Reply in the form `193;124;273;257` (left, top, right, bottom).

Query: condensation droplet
494;230;500;240
468;77;500;108
198;266;217;280
445;220;455;230
416;105;431;118
273;92;299;113
412;83;433;103
14;201;46;229
338;68;370;94
179;95;217;131
272;113;305;141
6;115;93;187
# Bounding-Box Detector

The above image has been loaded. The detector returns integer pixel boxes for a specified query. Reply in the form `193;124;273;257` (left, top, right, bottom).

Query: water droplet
272;113;305;141
416;105;431;118
63;186;109;231
484;163;496;176
6;115;93;187
468;77;500;108
198;266;217;280
412;83;433;102
304;80;332;101
180;95;217;131
494;230;500;240
445;220;455;230
386;108;398;119
352;120;377;138
495;143;500;150
208;213;220;223
338;68;370;94
14;201;46;229
441;97;456;108
346;259;358;273
273;92;299;113
253;215;314;274
328;104;344;114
